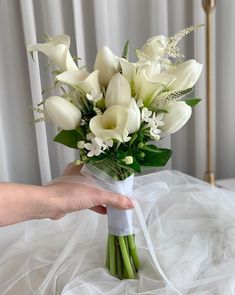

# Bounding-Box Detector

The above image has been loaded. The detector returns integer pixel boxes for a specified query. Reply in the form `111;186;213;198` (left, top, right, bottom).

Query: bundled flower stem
106;234;140;280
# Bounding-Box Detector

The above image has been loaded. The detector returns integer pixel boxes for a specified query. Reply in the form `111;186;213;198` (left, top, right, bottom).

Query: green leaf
122;40;130;60
73;56;82;61
53;130;83;149
185;98;201;107
120;160;141;173
52;70;62;75
137;144;172;167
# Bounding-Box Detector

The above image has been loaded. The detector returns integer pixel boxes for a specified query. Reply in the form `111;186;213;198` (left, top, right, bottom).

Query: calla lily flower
169;59;203;91
117;58;136;82
45;96;81;130
160;101;192;134
105;73;132;108
94;46;118;87
135;68;176;106
27;34;78;71
89;105;128;142
56;70;101;95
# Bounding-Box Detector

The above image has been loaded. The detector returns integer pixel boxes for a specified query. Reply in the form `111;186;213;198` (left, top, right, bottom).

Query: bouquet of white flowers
28;25;202;280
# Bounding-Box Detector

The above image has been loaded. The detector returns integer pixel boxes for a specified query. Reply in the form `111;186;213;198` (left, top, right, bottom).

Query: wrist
41;185;66;220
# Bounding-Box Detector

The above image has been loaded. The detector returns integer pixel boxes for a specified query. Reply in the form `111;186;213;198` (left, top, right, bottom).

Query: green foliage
116;150;141;173
122;40;130;60
185;98;201;107
136;144;172;167
53;130;83;149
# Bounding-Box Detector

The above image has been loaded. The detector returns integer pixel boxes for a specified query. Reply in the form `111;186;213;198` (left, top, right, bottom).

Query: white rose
105;73;132;108
139;35;167;61
169;59;203;91
45;96;81;130
94;46;118;87
160;101;192;134
27;34;78;71
89;105;128;142
56;70;101;95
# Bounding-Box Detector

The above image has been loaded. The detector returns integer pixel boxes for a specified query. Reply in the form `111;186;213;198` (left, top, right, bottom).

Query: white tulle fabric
1;170;235;294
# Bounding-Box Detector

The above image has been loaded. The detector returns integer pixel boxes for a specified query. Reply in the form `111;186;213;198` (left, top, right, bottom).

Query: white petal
45;96;81;130
105;73;132;108
90;105;128;142
94;46;118;86
56;70;89;87
117;58;136;82
28;35;78;71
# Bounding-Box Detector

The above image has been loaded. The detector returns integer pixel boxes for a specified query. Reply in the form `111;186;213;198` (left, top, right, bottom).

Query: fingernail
126;198;134;208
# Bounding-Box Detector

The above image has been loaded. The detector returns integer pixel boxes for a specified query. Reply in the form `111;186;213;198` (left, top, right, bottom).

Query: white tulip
56;70;101;95
27;34;78;71
169;59;203;91
94;46;118;87
126;99;140;134
105;73;132;108
89;105;128;142
45;96;81;130
160;101;192;134
139;35;167;61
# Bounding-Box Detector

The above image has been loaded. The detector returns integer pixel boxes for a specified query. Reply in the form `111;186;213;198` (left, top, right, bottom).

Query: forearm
0;183;58;227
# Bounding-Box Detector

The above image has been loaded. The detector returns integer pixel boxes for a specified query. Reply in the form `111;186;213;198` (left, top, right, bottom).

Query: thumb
101;192;134;210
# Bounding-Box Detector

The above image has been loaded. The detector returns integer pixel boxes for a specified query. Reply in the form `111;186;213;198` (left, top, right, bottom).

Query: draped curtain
0;0;234;184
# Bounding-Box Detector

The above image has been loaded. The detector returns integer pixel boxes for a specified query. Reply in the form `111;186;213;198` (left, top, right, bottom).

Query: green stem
109;234;116;276
118;236;135;279
106;236;110;269
127;235;140;269
124;236;130;255
116;237;123;280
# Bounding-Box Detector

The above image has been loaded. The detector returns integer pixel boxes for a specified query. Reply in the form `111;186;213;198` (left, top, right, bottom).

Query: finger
101;193;134;210
90;205;107;215
62;163;83;176
50;213;66;220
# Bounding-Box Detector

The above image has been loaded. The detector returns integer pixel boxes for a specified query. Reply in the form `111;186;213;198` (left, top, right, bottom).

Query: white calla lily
160;101;192;134
45;96;81;130
117;58;136;82
56;70;101;95
139;35;167;61
169;59;203;91
105;73;132;108
89;105;128;142
135;67;176;106
27;34;78;71
94;46;118;87
126;99;141;134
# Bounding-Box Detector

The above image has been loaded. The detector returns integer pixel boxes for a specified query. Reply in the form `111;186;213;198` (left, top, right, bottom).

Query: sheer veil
1;170;235;294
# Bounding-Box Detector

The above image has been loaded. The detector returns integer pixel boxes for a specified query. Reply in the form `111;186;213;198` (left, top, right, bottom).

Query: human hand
45;163;133;219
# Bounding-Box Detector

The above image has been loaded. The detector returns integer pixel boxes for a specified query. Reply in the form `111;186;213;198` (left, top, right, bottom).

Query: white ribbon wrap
82;164;134;236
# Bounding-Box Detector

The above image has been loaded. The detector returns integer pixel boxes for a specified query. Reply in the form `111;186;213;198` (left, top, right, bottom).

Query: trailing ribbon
49;164;182;294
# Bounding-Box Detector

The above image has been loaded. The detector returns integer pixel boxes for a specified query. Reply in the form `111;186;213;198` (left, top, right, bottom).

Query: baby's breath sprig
166;24;204;59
